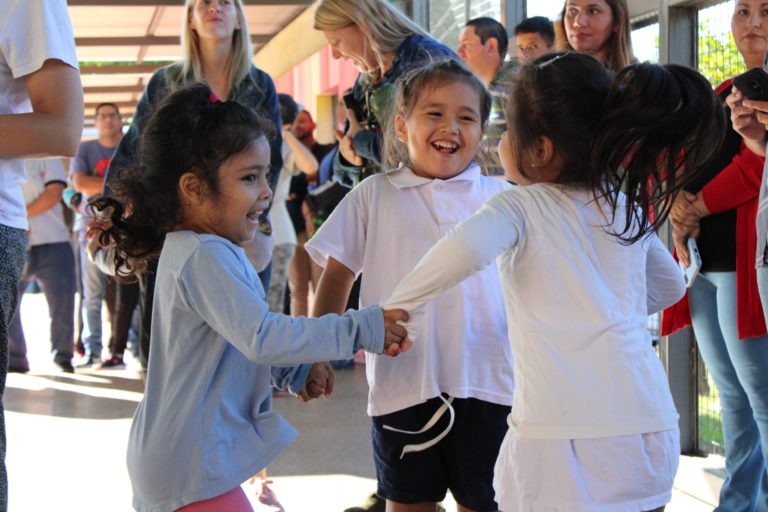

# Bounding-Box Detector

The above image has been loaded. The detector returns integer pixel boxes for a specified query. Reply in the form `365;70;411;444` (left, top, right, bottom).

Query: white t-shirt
386;183;683;439
271;142;300;247
22;158;69;246
0;0;78;230
306;163;514;416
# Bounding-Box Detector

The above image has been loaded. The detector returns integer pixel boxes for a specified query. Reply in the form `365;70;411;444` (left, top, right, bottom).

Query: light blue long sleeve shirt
127;231;384;512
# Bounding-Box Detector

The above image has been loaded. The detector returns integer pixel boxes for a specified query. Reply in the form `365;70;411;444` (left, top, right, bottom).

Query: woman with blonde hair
314;0;456;184
104;0;283;365
555;0;634;72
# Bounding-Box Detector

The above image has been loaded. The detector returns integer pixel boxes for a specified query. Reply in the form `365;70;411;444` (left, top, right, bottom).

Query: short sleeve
2;0;78;78
305;184;369;274
43;158;67;185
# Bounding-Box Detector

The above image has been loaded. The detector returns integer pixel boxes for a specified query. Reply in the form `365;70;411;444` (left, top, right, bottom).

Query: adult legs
105;281;139;361
266;244;295;313
688;271;768;511
7;276;31;373
0;225;28;512
34;243;76;367
79;242;106;359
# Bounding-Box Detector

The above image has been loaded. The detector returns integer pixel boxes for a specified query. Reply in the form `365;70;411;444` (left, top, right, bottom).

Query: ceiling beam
75;35;270;46
83;84;144;94
86;101;137;109
80;64;161;75
68;0;313;5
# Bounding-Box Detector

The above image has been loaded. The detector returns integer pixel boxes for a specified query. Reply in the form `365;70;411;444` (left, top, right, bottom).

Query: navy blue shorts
372;396;511;511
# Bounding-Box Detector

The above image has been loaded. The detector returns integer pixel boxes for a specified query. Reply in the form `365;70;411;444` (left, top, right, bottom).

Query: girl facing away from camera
306;60;514;512
384;52;725;512
90;84;411;512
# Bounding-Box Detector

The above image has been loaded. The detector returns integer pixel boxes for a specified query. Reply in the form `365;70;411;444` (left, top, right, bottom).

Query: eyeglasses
96;112;120;120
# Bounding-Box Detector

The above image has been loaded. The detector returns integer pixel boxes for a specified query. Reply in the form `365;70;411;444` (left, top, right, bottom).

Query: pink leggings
175;487;254;512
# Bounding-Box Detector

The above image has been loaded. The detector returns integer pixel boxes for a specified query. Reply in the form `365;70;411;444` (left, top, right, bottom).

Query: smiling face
563;0;616;62
732;1;768;66
188;0;241;42
183;136;273;245
322;25;378;73
395;80;484;180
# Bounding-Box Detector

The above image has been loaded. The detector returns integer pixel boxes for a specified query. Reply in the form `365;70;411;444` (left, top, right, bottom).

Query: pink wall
274;46;359;109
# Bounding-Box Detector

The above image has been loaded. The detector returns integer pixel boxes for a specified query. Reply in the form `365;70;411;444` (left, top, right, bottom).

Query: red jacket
662;79;767;340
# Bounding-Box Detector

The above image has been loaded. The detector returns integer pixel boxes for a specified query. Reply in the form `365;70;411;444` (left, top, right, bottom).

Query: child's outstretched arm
645;234;686;314
385;193;520;342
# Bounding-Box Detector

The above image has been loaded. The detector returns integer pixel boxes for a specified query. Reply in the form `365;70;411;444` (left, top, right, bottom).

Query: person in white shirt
8;159;76;374
384;53;726;512
0;0;82;509
307;60;513;512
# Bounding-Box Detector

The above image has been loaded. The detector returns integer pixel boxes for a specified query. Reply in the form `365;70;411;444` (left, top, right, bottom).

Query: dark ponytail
505;53;725;243
90;83;274;279
593;62;725;242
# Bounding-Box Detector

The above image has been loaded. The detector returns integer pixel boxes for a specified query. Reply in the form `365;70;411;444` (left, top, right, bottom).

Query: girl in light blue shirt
90;83;410;512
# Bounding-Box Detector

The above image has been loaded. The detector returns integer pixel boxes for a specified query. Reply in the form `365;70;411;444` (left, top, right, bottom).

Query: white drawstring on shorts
383;395;455;459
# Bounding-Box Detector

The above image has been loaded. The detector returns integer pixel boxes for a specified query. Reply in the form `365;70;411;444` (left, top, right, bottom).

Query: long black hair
505;52;725;243
90;83;274;278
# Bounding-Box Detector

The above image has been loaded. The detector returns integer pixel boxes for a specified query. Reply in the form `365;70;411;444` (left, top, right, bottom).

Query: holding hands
382;309;412;356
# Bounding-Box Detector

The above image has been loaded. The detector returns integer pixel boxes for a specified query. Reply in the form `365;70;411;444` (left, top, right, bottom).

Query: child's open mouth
246;210;262;221
431;140;458;154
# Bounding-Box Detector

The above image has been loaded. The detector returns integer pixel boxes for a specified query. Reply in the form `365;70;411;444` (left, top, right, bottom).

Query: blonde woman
104;0;283;372
555;0;634;72
314;0;456;185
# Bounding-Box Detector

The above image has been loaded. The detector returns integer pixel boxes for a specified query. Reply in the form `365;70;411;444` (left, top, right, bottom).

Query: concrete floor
5;292;723;511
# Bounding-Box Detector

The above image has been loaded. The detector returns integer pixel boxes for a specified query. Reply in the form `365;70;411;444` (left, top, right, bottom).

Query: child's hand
298;362;335;401
382;309;412;357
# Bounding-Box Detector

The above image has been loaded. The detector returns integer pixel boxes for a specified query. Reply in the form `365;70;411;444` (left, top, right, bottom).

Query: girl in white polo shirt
307;60;514;512
385;53;726;512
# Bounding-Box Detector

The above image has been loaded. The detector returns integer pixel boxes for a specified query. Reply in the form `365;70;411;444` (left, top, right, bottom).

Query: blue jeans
757;266;768;328
8;242;75;368
79;241;108;358
689;271;768;511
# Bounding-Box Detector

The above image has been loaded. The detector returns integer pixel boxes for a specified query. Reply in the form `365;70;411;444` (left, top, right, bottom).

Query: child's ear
179;172;203;204
535;135;556;167
395;114;407;143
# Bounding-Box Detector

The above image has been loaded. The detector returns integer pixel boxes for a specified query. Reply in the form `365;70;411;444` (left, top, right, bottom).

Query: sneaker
74;354;99;368
344;493;386;512
56;361;75;374
96;355;125;370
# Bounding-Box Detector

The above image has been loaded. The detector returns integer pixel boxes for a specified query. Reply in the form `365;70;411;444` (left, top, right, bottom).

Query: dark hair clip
209;93;221;103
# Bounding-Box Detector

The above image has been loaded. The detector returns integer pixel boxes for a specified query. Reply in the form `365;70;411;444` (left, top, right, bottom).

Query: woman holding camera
663;2;768;509
313;0;456;185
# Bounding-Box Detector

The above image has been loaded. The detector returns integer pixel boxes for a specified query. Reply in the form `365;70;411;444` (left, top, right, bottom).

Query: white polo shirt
306;163;514;416
0;0;78;230
386;184;683;440
22;158;69;246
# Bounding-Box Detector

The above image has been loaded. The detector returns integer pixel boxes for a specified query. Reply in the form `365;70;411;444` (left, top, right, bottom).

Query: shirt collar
385;162;483;189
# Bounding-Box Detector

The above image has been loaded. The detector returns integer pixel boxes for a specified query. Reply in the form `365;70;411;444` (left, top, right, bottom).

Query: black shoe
8;365;29;374
344;493;385;512
96;355;125;370
75;355;99;368
56;361;75;374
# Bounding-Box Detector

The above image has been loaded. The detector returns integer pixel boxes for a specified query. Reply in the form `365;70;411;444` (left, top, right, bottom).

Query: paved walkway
5;293;723;511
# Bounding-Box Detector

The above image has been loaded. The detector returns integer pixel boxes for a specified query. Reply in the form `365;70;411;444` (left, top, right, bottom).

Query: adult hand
669;192;702;231
298;362;335;401
727;86;768;155
336;108;364;166
381;309;412;356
